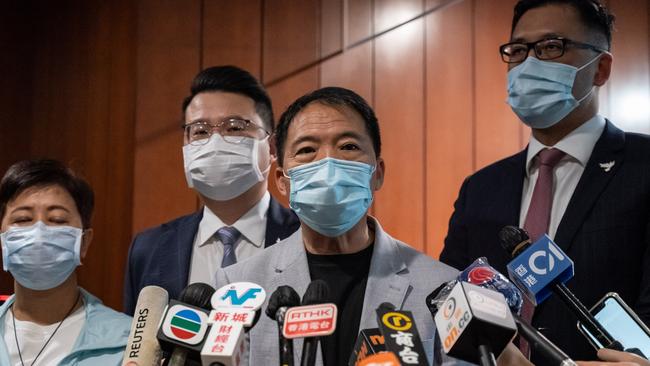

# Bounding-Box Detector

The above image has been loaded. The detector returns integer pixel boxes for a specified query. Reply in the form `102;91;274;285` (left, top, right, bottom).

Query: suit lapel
265;229;315;365
265;197;300;248
505;149;528;227
167;210;203;298
555;121;625;252
359;218;410;330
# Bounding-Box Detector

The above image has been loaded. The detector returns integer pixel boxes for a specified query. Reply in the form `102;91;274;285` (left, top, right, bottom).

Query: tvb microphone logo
161;305;209;345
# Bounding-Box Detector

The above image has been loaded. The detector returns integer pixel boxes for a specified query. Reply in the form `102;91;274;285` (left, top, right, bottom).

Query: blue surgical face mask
1;221;82;290
507;54;601;129
285;157;375;237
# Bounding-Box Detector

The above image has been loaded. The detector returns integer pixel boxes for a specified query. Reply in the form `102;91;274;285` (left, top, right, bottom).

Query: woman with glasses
0;159;131;366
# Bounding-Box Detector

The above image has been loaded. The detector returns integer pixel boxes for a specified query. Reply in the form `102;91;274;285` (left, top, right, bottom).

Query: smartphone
577;292;650;359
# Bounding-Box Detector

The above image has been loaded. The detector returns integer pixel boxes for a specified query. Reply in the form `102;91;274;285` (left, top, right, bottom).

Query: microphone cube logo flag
506;234;574;305
161;304;209;345
282;303;337;339
434;282;516;364
212;282;266;311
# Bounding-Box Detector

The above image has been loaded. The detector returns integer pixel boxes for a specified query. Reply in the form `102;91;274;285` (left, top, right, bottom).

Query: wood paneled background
1;0;649;311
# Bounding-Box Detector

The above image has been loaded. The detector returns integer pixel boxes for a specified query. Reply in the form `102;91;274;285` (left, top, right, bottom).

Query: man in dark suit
123;66;299;315
440;0;650;363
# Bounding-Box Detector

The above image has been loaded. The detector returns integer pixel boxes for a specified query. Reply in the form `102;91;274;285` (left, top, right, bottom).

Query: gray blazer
216;218;469;365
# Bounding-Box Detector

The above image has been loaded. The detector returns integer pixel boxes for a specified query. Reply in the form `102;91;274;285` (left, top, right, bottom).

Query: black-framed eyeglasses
499;37;606;63
182;118;270;145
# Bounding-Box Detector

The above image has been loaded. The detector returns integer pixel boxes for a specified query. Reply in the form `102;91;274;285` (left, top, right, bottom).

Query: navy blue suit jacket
123;196;300;315
440;121;650;362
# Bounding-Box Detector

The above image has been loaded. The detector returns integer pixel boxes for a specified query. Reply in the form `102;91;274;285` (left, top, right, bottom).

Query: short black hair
181;65;274;132
0;159;94;229
512;0;615;50
275;87;381;167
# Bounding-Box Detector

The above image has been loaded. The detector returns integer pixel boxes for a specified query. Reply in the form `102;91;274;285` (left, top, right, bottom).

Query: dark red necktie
519;147;566;357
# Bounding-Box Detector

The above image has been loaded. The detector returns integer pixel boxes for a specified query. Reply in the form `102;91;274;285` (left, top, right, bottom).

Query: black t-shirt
306;243;375;366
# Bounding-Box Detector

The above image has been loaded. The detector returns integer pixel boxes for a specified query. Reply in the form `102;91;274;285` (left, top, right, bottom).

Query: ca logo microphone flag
161;304;209;345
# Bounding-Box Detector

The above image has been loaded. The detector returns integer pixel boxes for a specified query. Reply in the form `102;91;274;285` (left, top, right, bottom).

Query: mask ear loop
575;52;605;103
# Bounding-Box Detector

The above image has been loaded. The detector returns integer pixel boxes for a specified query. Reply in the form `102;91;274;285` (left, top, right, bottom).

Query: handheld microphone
376;304;428;366
157;282;215;366
293;280;333;366
434;281;517;366
266;285;301;366
498;226;623;351
356;352;401;366
201;282;267;366
459;258;578;365
347;328;386;366
122;285;168;366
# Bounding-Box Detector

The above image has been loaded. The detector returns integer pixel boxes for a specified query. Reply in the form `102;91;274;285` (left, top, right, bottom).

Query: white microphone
122;285;169;366
201;282;267;366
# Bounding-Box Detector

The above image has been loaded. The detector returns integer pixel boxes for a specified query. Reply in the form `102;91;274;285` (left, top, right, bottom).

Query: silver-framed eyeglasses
183;118;270;145
499;37;606;63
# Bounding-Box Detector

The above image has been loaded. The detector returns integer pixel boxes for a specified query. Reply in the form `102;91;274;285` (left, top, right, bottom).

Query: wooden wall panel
473;0;522;169
320;42;373;104
374;0;424;34
347;0;373;46
607;0;650;134
425;0;473;258
0;2;33;294
132;0;201;234
0;1;136;309
262;0;320;84
321;0;344;58
374;19;426;251
202;0;262;77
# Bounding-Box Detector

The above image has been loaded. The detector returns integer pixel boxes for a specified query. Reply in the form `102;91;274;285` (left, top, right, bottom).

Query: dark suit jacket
123;196;300;315
440;121;650;362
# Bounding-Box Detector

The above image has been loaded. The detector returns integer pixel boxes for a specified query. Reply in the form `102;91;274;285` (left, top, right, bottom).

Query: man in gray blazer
215;87;515;365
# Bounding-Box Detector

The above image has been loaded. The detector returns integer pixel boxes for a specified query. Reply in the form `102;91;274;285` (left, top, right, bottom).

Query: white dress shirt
188;192;270;288
519;115;606;239
4;304;85;365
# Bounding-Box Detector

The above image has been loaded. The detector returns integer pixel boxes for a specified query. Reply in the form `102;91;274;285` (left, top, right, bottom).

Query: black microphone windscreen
266;285;301;320
378;302;396;311
498;226;530;256
302;280;330;305
178;282;216;310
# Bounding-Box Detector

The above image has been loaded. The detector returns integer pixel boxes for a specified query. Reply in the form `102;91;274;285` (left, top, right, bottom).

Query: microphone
433;281;517;366
347;328;386;366
459;258;578;365
266;285;301;366
157;282;215;366
122;285;169;366
356;352;401;366
376;303;428;366
297;280;331;366
200;282;267;366
498;226;623;350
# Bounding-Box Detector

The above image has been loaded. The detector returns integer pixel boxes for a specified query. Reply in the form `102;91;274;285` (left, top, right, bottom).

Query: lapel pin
599;161;615;172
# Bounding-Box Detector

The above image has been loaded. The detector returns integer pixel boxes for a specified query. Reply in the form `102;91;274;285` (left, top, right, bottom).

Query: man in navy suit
440;0;650;363
123;66;299;315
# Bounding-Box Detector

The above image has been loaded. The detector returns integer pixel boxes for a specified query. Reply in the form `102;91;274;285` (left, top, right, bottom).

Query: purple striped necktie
519;147;566;358
216;226;241;268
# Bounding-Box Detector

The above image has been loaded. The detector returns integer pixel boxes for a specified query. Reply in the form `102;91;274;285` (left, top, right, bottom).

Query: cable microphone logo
528;243;566;275
467;266;495;284
161;305;209;345
442;298;456;320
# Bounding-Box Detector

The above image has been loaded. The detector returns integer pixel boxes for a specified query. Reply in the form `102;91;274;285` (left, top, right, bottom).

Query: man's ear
594;52;612;86
274;165;289;197
80;228;94;262
269;134;278;157
372;157;385;191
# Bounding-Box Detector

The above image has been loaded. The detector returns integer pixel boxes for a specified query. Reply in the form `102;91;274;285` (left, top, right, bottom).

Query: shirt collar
525;114;606;175
196;192;270;248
